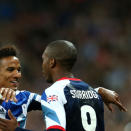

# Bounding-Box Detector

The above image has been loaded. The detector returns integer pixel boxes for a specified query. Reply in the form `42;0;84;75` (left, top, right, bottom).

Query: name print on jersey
70;90;99;99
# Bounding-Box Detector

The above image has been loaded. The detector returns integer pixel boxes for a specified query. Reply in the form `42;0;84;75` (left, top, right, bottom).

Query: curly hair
0;45;18;59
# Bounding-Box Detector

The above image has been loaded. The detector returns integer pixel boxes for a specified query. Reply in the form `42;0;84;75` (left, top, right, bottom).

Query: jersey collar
57;77;81;81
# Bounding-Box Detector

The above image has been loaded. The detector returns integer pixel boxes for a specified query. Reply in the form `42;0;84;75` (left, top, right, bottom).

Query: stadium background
0;0;131;131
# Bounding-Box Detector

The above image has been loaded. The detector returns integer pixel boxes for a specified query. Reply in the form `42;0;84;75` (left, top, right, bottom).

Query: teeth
11;81;17;83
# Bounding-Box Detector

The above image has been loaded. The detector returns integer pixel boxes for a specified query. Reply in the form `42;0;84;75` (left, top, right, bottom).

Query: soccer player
40;40;127;130
41;40;104;131
0;45;64;131
0;43;126;131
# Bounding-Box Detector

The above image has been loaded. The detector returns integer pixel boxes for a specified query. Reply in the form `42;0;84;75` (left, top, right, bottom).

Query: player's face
0;56;21;90
42;51;53;83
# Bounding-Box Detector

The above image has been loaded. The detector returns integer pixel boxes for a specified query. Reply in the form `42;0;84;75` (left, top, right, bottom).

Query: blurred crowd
0;0;131;131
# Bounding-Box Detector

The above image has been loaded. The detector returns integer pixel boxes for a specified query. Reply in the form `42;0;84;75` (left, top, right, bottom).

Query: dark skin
0;110;17;131
42;49;127;112
0;43;127;131
98;87;127;112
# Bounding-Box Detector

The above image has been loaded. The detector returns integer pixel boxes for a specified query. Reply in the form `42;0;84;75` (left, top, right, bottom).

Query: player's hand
0;110;18;131
0;88;17;103
98;87;127;112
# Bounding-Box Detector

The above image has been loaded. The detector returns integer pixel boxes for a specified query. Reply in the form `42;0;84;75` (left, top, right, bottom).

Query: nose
13;70;21;79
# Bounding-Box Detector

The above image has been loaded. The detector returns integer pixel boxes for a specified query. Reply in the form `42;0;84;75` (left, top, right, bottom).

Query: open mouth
10;81;19;87
10;81;17;83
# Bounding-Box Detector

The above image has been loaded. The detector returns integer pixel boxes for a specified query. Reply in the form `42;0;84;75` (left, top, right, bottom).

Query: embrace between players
0;40;127;131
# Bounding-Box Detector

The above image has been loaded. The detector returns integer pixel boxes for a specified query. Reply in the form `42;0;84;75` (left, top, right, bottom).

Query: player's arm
41;89;66;131
95;87;127;112
0;110;65;131
26;93;42;112
0;109;31;131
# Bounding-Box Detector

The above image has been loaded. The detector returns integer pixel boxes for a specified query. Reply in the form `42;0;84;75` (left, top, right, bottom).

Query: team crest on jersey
47;95;58;103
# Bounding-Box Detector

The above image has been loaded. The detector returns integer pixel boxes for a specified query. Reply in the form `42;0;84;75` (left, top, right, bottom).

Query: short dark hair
46;40;77;71
0;45;18;59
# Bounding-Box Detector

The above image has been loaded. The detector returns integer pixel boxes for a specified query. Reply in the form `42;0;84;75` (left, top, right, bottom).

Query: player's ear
49;58;56;68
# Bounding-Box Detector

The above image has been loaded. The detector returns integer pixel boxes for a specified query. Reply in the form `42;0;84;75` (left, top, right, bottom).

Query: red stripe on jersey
18;122;20;126
47;125;65;131
57;77;81;81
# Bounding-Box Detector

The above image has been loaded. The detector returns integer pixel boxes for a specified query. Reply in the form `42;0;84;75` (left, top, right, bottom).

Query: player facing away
0;43;126;131
41;40;104;131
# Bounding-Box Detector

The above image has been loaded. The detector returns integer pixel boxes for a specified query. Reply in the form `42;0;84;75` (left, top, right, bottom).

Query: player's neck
52;70;74;82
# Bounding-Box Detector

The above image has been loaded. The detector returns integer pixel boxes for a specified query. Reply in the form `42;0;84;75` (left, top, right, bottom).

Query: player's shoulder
46;79;70;92
16;90;40;98
16;90;31;95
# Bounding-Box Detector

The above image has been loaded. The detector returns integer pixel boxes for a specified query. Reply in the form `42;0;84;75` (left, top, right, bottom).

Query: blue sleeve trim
41;91;47;101
41;104;60;124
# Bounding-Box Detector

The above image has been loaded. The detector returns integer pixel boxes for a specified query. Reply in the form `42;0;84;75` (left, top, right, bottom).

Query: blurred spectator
0;0;130;131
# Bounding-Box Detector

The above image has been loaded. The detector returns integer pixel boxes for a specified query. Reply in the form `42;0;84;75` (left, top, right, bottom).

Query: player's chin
10;87;18;91
10;82;19;89
46;77;53;83
9;85;18;91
